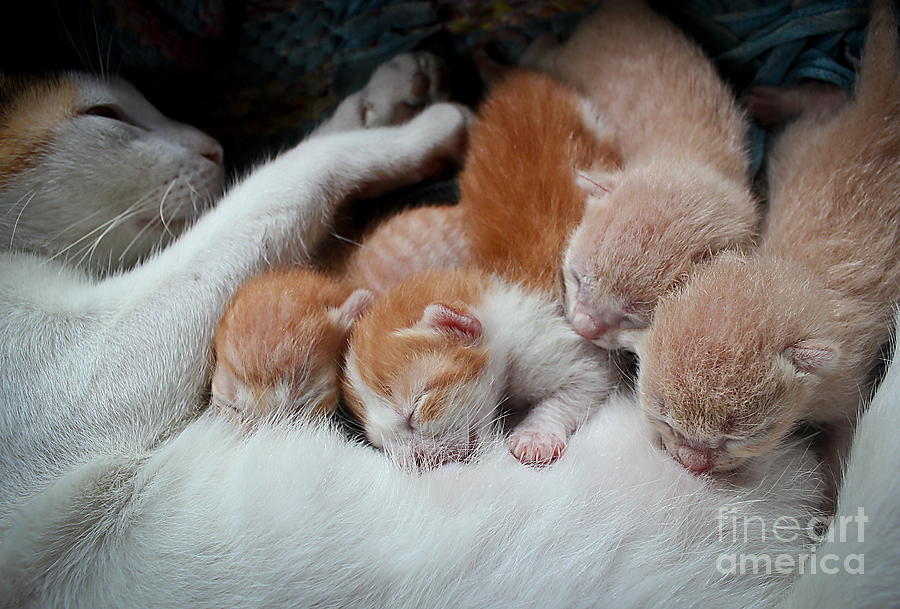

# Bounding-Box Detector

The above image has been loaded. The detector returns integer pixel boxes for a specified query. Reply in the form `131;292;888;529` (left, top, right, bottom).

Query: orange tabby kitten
341;203;470;294
211;268;371;426
344;70;623;466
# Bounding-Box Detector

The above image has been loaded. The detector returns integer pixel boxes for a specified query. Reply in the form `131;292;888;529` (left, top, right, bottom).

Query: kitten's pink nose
570;305;622;341
673;444;714;473
570;307;604;340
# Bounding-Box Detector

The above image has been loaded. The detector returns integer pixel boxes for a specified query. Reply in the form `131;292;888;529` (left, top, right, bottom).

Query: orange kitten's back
459;70;621;292
341;203;470;294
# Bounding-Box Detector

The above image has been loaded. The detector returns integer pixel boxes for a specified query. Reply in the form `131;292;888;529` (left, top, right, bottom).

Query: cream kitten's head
0;71;223;273
344;270;500;468
637;254;839;474
561;161;756;351
212;269;372;426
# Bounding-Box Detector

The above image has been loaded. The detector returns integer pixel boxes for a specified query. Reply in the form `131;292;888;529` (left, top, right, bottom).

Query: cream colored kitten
636;0;899;475
533;0;758;350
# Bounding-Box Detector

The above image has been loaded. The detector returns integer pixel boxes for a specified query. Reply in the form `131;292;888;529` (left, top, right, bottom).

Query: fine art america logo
715;505;868;575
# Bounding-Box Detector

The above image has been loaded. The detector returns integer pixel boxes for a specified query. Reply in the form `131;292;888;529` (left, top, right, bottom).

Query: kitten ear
333;289;373;330
421;303;483;342
211;361;243;409
575;169;616;206
783;339;839;376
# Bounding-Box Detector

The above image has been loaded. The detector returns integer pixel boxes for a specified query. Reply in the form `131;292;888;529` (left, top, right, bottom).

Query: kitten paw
745;83;848;126
508;430;566;466
745;86;791;126
360;52;450;127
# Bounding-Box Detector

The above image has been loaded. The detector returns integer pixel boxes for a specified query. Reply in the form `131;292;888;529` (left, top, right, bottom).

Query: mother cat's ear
420;303;483;343
782;339;840;377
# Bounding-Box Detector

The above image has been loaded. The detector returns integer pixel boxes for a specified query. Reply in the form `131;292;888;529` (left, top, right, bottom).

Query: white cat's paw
360;52;450;127
413;102;474;163
508;429;567;466
347;102;472;199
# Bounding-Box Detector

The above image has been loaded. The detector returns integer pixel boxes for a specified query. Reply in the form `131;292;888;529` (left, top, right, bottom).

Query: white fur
0;61;471;524
0;74;225;274
779;314;900;608
0;390;825;608
478;280;615;447
350;278;616;465
315;52;449;136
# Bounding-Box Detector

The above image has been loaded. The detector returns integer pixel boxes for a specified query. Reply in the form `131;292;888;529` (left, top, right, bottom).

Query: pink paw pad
508;431;566;467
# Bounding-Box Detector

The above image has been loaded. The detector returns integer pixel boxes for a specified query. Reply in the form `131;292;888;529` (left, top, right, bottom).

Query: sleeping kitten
636;0;899;474
208;54;467;429
211;268;372;426
344;70;623;466
532;0;758;350
0;53;471;515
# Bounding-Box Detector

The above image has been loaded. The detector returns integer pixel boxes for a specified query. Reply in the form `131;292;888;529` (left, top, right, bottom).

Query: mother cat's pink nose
198;136;224;166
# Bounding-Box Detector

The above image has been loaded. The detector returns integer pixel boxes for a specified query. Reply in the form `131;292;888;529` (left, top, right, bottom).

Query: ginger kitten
211;268;371;426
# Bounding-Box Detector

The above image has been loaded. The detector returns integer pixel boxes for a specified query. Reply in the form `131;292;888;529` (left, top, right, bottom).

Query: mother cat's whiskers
5;191;37;249
47;197;147;264
51;190;159;269
157;178;179;237
329;231;364;248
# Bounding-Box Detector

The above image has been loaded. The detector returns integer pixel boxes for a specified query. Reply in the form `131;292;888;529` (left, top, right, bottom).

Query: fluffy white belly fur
0;391;824;608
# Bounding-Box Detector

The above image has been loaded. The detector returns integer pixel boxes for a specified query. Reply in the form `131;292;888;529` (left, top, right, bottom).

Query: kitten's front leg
507;383;601;466
505;319;616;466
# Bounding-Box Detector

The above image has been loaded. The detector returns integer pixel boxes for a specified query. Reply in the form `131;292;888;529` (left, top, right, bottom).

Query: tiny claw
508;431;566;467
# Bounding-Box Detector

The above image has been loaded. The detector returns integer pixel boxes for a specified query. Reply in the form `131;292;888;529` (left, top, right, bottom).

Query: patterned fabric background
1;0;869;174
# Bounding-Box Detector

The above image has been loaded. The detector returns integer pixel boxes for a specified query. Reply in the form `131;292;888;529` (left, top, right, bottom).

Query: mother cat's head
0;71;224;274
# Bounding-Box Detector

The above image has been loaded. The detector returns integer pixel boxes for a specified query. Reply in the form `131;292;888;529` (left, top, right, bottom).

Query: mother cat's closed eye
0;72;224;274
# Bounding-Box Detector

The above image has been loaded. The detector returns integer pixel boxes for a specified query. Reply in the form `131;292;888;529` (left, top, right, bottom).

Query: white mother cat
0;53;469;517
1;54;892;608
